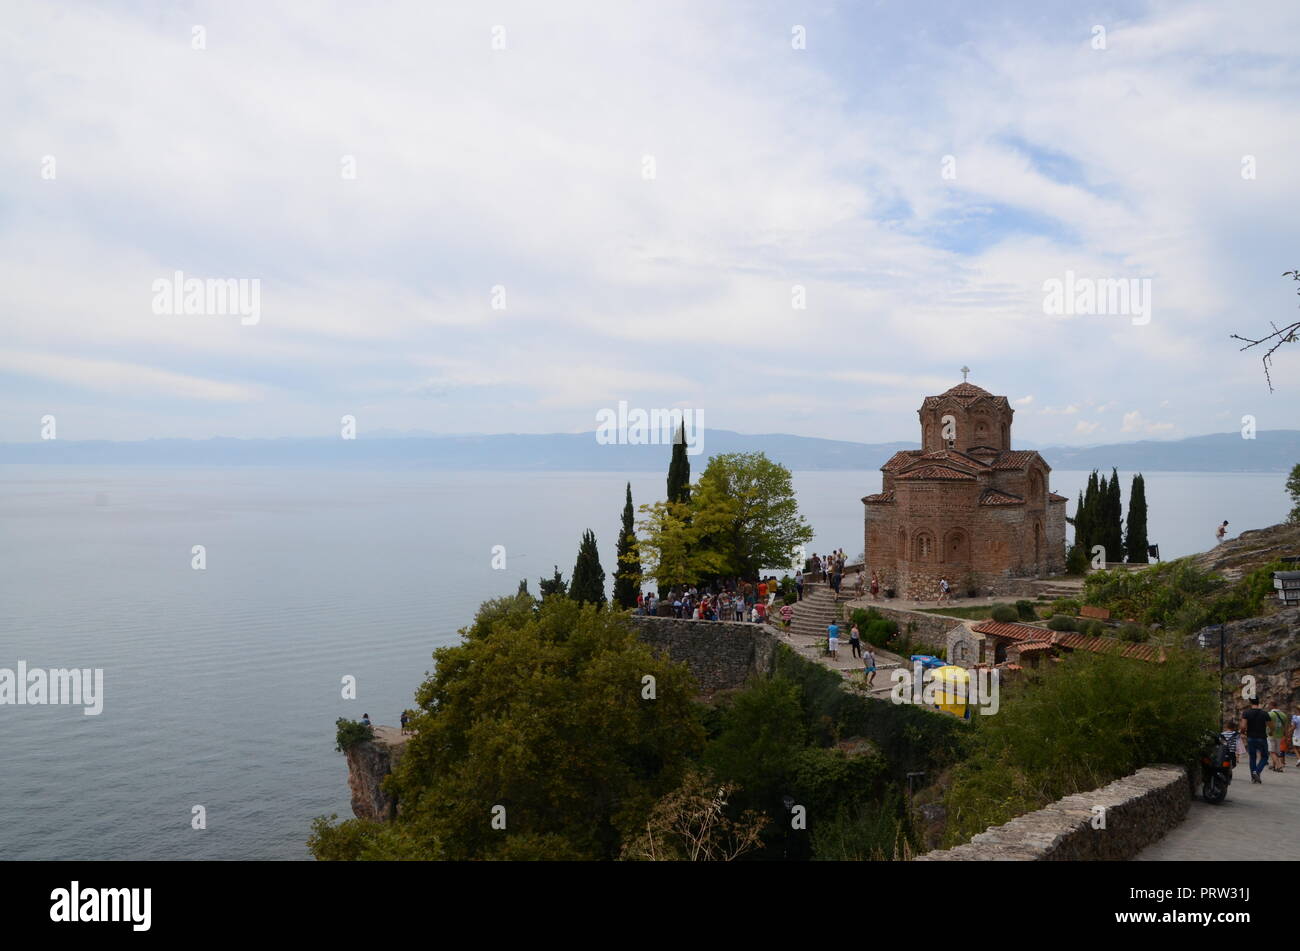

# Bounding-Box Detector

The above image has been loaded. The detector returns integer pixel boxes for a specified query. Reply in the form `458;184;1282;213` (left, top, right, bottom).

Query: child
779;602;793;632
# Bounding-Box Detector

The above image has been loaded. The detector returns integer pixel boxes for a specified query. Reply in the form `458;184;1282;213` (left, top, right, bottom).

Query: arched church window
914;532;934;562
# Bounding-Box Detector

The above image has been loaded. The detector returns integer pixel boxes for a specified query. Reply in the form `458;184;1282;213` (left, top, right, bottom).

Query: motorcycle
1200;732;1236;804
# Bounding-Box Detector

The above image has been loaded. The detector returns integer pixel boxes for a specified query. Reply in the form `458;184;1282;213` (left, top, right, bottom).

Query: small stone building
863;380;1067;600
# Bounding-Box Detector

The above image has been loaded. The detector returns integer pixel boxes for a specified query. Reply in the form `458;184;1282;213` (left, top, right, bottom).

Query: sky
2;0;1298;447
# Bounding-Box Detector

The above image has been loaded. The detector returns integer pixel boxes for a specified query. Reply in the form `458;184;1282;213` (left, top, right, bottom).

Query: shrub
1049;598;1081;617
335;717;374;753
1047;614;1075;632
1015;600;1036;620
1081;620;1105;637
990;603;1018;623
1118;622;1147;643
863;618;898;646
1065;544;1089;575
942;647;1217;846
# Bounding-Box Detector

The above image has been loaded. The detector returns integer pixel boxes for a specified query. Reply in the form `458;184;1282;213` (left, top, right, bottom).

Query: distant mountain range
1;429;1296;472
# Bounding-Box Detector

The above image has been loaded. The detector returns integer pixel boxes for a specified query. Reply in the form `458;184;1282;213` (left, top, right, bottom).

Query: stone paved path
1134;760;1300;860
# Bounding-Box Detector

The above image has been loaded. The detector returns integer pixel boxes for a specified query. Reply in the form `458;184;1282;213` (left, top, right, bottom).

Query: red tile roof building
862;381;1067;600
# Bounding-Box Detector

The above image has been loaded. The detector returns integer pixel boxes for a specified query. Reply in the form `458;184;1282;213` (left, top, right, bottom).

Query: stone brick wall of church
866;493;1067;599
629;616;780;693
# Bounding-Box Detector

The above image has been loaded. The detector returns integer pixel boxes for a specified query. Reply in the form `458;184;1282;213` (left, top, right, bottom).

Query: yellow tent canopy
931;665;970;717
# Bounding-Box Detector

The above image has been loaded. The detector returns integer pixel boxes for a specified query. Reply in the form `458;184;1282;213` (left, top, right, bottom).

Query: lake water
0;466;1289;860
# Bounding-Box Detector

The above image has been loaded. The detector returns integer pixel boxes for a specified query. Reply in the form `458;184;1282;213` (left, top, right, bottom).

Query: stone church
862;380;1067;600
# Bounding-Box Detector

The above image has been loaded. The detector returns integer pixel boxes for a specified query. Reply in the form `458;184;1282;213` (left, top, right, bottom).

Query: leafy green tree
1287;463;1300;524
539;565;567;598
666;422;691;505
569;529;607;606
614;483;641;608
517;578;530;597
633;498;730;590
705;677;807;810
313;596;706;860
1125;473;1149;563
692;452;814;580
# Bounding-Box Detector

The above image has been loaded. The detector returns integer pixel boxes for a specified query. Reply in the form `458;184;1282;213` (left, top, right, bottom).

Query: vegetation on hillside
941;647;1216;846
309;592;963;861
1082;557;1290;634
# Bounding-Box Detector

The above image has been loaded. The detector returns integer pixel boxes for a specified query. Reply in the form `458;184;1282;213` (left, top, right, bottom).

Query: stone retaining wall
841;602;960;654
915;764;1190;861
629;616;781;693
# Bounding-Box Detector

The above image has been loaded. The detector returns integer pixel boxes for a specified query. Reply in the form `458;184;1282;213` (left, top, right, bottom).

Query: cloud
1;0;1297;441
1074;420;1101;435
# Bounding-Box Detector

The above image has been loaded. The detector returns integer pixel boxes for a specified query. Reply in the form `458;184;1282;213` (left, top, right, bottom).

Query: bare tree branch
1231;270;1300;392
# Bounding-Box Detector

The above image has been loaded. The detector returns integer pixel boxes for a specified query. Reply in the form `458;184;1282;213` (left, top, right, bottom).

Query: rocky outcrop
345;726;409;821
916;765;1189;861
1191;605;1300;710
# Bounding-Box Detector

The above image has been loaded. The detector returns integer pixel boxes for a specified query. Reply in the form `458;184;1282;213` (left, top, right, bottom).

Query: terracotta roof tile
862;491;895;504
915;448;990;470
990;450;1040;470
979;488;1025;506
882;450;922;472
921;383;1010;410
971;620;1050;642
1049;631;1165;663
896;464;978;482
1048;492;1069;503
1015;642;1054;652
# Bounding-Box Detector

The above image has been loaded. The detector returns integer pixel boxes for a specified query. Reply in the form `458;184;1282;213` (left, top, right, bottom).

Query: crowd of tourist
632;546;887;626
634;576;788;623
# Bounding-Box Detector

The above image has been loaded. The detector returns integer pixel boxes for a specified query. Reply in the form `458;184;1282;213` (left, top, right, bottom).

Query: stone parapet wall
629;616;781;693
915;765;1190;861
840;601;961;654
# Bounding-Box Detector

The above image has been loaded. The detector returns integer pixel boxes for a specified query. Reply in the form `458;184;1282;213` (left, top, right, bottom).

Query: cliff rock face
345;726;409;822
1194;605;1300;711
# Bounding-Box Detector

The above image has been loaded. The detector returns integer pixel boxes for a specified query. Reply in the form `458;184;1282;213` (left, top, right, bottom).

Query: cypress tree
613;482;641;608
1080;470;1100;554
1125;473;1149;563
1105;468;1123;563
666;422;691;505
539;565;567;598
570;529;607;606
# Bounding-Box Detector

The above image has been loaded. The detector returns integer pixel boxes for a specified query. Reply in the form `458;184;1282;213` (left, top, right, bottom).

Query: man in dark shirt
1241;697;1271;783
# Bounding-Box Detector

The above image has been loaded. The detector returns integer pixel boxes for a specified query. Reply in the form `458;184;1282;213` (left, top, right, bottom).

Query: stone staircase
788;583;846;641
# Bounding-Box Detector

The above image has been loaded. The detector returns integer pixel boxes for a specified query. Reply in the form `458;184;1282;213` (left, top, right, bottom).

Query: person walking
870;570;880;601
863;648;877;689
937;577;951;605
827;620;840;660
849;623;862;658
1241;697;1270;783
1216;520;1229;543
795;569;804;601
1268;706;1289;771
779;601;793;634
